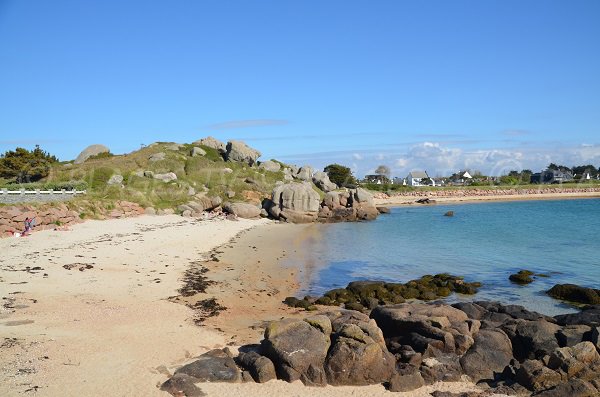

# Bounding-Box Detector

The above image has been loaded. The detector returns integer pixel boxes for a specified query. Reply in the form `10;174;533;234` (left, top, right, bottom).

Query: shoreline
374;190;600;207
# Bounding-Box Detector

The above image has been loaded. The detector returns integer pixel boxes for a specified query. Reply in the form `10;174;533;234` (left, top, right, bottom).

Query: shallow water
293;198;600;316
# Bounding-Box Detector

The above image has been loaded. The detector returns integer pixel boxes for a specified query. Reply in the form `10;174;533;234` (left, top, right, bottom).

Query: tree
547;163;571;172
375;165;391;178
324;164;357;187
420;177;433;186
572;164;597;176
0;145;59;183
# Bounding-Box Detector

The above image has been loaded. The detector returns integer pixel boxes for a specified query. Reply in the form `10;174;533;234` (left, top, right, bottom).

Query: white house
407;171;433;187
462;171;473;179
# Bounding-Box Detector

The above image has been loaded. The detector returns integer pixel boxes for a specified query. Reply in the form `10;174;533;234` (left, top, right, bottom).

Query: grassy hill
1;141;289;217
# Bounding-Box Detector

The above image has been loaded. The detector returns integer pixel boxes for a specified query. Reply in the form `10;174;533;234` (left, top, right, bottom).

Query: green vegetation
0;145;59;183
324;163;357;187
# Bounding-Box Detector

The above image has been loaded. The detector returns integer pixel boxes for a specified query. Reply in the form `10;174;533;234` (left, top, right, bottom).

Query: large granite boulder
371;302;475;355
508;319;561;360
324;315;396;386
313;171;337;192
153;172;178;182
261;318;331;386
294;166;313;181
107;174;123;186
172;348;241;383
555;305;600;327
459;329;513;382
236;351;277;383
190;147;206;157
223;202;261;219
74;144;110;164
225;140;261;165
194;136;226;152
149;152;166;162
258;160;281;173
266;182;320;223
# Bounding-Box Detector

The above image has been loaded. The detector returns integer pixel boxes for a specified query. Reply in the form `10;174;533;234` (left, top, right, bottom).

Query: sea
293;198;600;316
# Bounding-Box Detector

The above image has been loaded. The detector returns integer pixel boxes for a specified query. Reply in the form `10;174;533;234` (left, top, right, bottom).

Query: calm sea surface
294;198;600;316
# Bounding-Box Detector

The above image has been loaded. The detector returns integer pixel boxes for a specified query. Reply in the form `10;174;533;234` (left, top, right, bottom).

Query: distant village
363;164;600;187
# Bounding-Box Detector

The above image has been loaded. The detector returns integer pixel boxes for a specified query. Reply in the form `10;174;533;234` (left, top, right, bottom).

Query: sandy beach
0;215;274;396
0;214;505;397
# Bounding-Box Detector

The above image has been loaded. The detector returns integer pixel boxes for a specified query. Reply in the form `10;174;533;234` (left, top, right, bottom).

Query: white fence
0;190;87;204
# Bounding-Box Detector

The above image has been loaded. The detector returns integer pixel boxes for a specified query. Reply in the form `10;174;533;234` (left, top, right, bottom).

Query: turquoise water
297;198;600;316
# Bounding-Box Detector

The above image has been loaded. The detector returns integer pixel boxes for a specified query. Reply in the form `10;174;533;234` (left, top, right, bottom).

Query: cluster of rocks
161;300;600;396
0;200;148;237
285;274;482;312
176;196;223;218
0;204;82;236
193;137;261;166
261;182;384;224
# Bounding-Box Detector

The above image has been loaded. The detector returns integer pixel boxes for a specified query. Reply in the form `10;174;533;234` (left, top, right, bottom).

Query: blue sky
1;0;599;177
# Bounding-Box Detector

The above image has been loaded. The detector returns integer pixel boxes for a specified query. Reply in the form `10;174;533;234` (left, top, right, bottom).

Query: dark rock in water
236;351;277;383
174;348;241;383
443;211;454;217
261;318;330;386
547;284;600;305
376;206;390;214
533;378;599;397
515;359;562;392
555;305;600;326
509;270;534;284
415;198;435;204
387;366;424;392
473;301;553;322
309;274;481;310
459;329;513;383
160;373;206;397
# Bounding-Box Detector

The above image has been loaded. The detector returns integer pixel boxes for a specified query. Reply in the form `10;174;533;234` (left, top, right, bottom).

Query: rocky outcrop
263;183;381;224
74;144;110;164
324;314;396;386
223;202;261;219
258;160;281;173
194;136;226;152
261;318;330;385
224;140;261;165
160;300;600;396
265;182;320;223
312;171;337;192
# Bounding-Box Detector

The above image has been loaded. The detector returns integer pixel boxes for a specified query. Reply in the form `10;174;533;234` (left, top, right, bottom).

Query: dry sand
0;215;270;396
1;214;502;397
375;190;600;207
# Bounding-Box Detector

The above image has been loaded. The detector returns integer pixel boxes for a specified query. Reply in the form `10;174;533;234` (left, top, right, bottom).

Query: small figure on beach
23;217;35;235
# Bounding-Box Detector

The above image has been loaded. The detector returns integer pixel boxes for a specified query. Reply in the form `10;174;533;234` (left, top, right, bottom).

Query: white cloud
352;153;363;160
390;142;600;177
